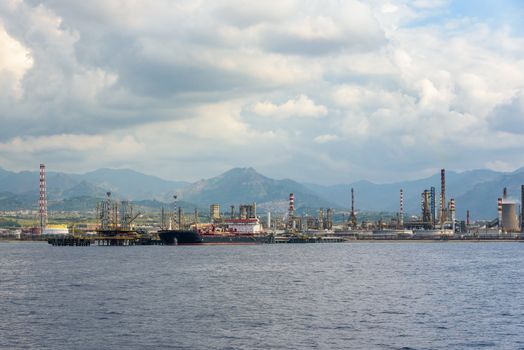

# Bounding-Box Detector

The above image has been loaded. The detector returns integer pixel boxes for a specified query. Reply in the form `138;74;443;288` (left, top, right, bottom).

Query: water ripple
0;242;523;350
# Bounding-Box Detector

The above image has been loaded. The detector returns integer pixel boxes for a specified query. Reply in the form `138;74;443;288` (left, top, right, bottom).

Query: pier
48;235;164;246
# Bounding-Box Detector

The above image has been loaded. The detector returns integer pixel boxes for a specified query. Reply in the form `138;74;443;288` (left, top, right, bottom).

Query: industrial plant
1;164;524;244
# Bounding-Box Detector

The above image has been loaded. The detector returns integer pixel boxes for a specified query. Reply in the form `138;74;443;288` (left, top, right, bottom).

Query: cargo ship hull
158;230;203;245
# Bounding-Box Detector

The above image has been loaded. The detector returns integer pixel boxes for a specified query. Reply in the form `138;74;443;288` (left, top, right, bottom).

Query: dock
48;235;164;246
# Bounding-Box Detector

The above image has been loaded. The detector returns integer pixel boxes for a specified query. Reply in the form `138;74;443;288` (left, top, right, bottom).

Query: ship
158;229;203;245
158;229;272;245
159;201;273;245
197;218;272;245
200;232;272;245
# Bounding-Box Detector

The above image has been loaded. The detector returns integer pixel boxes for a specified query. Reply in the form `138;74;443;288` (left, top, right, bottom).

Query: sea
0;242;523;350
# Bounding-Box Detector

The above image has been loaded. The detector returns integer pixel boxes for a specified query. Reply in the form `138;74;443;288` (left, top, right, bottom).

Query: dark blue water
1;242;523;350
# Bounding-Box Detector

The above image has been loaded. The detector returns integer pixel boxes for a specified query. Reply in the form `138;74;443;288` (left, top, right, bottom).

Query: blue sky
450;0;524;31
0;0;523;184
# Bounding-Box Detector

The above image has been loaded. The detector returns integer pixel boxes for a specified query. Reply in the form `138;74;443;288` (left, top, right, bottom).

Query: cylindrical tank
501;203;519;232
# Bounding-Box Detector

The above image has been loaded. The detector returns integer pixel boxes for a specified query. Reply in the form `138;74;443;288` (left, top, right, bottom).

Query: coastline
345;239;521;243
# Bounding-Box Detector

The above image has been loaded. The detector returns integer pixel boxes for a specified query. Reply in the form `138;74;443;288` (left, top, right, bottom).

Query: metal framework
39;164;48;234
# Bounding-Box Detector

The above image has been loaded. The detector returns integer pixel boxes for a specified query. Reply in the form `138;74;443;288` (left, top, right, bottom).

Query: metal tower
39;164;48;234
399;189;404;228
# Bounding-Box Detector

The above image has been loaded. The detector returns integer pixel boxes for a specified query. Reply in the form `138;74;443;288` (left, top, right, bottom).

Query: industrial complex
1;164;524;244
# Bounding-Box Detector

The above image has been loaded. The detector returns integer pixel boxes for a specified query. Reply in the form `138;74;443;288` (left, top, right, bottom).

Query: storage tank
501;203;519;232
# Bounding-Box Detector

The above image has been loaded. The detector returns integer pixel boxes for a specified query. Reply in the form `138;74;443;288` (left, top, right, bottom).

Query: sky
0;0;523;184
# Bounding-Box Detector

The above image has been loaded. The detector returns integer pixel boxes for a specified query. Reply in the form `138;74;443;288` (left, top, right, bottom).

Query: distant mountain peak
223;167;259;175
218;167;268;181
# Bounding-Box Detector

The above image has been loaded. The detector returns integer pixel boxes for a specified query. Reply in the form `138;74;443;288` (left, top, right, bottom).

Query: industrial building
210;204;221;222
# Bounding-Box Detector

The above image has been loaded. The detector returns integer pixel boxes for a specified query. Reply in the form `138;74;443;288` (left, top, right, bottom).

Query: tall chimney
440;169;446;225
399;189;404;228
288;193;296;230
351;188;355;215
503;187;508;201
466;210;470;226
349;188;357;228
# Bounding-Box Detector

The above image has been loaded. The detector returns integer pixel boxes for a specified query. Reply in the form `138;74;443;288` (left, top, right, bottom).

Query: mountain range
1;165;523;220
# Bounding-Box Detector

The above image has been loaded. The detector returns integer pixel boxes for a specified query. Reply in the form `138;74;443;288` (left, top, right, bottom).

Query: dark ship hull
158;230;203;245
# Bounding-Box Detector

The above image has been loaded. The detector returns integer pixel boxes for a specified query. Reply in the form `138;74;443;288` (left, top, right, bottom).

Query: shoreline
0;240;47;244
345;239;521;243
0;238;521;245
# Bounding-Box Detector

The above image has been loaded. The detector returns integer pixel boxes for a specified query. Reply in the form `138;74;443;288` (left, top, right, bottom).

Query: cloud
485;160;515;173
0;23;33;99
488;90;524;134
314;134;339;144
261;2;386;56
252;95;328;119
0;0;524;184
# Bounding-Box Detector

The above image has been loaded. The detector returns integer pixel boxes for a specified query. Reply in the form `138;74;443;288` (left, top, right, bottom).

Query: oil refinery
2;164;524;244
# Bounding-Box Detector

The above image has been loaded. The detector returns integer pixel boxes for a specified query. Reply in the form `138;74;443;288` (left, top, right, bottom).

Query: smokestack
288;193;296;231
440;169;446;225
466;210;470;226
503;187;508;201
498;198;503;229
230;205;235;219
430;187;436;223
399;189;404;228
351;188;355;215
289;193;295;216
422;190;431;224
326;208;333;230
349;188;357;228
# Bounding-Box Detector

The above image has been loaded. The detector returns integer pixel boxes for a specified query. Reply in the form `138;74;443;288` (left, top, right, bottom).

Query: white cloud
485;160;515;173
0;134;143;154
0;22;33;99
0;0;524;183
314;134;339;144
252;95;328;119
